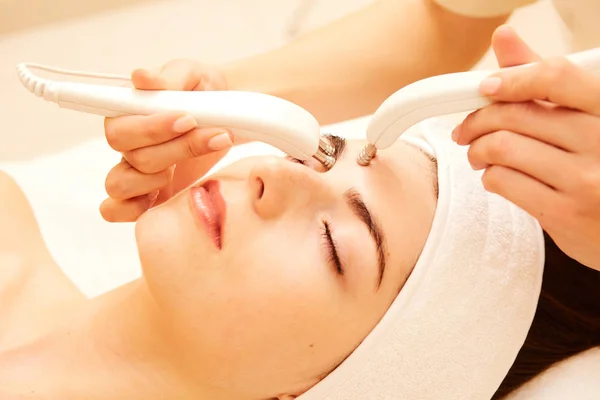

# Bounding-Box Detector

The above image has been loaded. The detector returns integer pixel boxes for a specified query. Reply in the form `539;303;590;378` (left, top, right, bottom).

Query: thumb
130;68;169;90
491;25;541;68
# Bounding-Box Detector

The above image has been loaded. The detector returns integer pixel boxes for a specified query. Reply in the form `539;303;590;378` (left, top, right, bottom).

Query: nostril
256;177;264;199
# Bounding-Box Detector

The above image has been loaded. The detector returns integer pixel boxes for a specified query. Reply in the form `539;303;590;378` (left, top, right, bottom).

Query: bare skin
0;173;85;354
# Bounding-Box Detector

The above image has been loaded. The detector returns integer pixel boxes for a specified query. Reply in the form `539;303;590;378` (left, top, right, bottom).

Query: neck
0;280;202;400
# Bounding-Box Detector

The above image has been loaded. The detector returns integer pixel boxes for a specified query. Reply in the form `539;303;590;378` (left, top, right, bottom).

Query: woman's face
135;136;438;398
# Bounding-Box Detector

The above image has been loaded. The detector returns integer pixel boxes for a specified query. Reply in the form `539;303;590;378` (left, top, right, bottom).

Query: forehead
327;137;437;291
327;137;436;194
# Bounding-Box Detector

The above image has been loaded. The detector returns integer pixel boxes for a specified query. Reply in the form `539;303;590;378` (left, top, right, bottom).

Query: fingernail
173;115;198;133
496;25;514;36
148;190;160;208
470;161;489;170
207;132;233;151
480;77;502;95
452;125;461;143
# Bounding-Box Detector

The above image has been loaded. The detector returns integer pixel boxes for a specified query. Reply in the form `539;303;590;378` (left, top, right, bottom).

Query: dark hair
493;231;600;398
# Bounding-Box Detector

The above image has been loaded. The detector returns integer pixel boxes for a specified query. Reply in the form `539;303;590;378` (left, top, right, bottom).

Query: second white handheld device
357;46;600;165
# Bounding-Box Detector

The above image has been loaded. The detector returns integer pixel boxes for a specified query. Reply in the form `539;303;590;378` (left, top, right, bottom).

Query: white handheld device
17;47;600;169
357;46;600;165
16;63;335;167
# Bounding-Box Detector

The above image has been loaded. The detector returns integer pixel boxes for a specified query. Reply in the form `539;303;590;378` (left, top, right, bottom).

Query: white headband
300;118;545;399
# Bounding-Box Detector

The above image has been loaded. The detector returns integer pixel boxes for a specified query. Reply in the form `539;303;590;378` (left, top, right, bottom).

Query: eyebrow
324;134;388;288
344;189;387;288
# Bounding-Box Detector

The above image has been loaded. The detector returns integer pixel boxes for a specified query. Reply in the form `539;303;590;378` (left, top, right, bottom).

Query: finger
105;160;174;200
104;112;198;152
158;59;205;91
99;195;153;222
132;60;204;91
123;128;233;174
467;130;578;191
491;25;541;67
154;185;173;206
479;57;600;115
130;68;166;90
456;101;598;152
480;164;563;229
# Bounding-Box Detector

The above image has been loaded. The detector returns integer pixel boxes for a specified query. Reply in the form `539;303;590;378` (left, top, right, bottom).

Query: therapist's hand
101;59;233;222
453;25;600;271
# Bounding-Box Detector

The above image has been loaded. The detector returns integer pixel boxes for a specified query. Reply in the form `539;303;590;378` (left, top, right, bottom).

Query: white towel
299;118;546;400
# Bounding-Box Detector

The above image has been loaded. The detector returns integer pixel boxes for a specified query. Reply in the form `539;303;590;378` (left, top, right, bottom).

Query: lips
190;180;227;249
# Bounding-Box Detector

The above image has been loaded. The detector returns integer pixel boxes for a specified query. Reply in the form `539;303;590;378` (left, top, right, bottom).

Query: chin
134;190;218;307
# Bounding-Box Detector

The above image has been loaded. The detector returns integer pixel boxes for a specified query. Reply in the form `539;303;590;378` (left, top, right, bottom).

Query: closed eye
286;135;388;289
322;220;344;275
286;156;306;165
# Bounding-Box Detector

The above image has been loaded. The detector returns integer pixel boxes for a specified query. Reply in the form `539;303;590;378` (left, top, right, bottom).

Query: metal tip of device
318;137;335;156
357;143;377;166
313;147;336;170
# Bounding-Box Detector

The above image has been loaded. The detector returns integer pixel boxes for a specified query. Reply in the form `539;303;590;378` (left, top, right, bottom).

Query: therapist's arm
222;0;509;125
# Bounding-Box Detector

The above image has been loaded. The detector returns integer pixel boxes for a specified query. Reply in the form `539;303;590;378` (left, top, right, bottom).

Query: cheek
196;231;339;334
135;200;212;307
193;237;355;385
137;212;342;339
166;228;352;380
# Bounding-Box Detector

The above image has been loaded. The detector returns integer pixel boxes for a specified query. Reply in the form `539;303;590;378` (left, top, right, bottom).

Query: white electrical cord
16;62;131;101
19;62;131;81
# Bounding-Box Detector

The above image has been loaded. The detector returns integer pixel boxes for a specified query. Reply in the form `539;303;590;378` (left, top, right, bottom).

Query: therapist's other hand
454;25;600;271
101;59;232;222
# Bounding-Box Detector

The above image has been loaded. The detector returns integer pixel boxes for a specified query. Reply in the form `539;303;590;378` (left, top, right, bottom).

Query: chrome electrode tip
357;143;377;166
312;136;336;170
313;147;336;170
318;137;335;156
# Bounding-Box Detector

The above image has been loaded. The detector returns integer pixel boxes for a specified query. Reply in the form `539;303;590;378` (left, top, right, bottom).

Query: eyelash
288;157;306;165
321;221;344;275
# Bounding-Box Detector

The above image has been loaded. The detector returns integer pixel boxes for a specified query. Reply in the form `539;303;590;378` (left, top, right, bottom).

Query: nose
249;157;329;219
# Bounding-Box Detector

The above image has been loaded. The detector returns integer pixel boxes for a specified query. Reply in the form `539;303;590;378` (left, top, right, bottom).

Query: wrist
219;52;284;95
219;58;256;92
